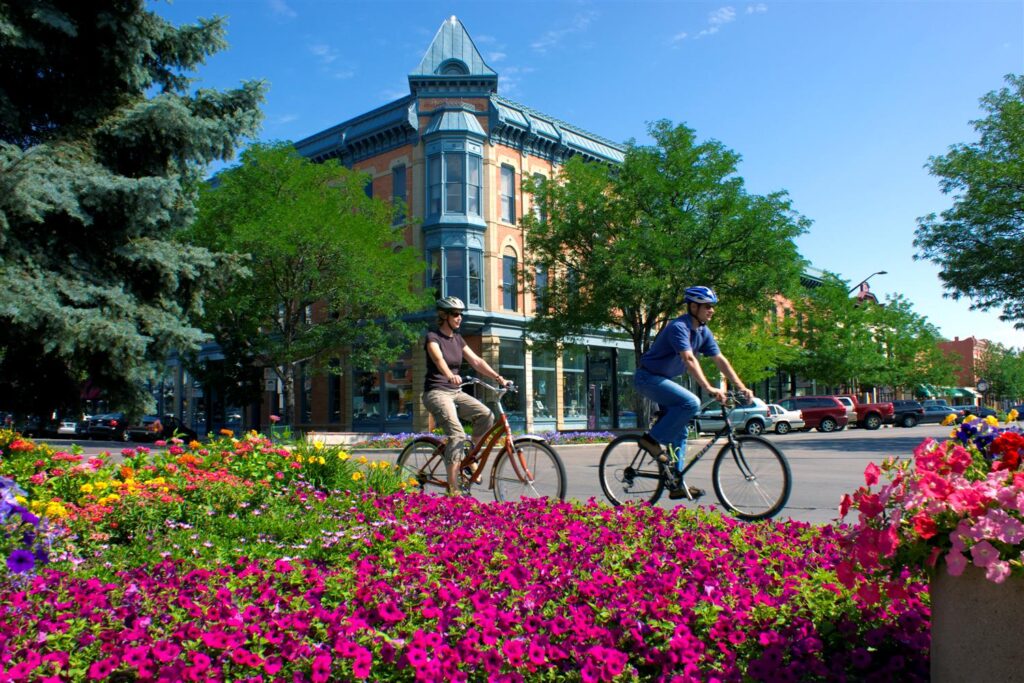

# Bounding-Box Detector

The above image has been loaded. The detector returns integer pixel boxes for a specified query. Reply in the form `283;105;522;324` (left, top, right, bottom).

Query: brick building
937;336;989;389
275;16;638;435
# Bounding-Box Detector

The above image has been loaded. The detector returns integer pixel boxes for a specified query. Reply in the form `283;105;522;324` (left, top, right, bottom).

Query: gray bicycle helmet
435;296;465;312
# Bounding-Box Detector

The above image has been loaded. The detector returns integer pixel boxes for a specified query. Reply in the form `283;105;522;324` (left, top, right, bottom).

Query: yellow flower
357;455;368;465
45;502;68;518
941;413;958;426
337;452;350;461
15;495;27;505
80;483;94;494
95;481;108;490
1009;409;1020;423
30;500;43;511
351;471;364;482
312;440;325;450
317;456;325;465
985;415;999;427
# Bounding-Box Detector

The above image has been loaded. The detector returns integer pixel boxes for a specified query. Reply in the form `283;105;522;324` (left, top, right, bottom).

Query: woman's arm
463;346;506;384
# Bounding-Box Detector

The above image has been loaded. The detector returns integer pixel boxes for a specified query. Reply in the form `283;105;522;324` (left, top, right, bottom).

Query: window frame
500;164;516;224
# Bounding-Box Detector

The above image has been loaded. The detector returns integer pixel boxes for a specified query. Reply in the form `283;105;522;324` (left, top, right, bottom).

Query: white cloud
267;0;297;19
272;114;299;125
309;43;338;64
673;3;765;44
530;11;597;53
488;51;507;63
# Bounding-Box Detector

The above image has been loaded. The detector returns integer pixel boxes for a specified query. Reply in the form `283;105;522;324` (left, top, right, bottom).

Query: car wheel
901;415;918;428
819;417;838;433
864;414;882;430
744;420;765;436
775;421;791;435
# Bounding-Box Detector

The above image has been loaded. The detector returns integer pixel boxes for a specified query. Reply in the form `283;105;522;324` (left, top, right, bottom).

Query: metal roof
424;107;486;137
491;95;626;164
411;16;496;78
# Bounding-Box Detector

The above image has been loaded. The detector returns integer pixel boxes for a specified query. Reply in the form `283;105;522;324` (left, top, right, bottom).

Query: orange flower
219;428;234;437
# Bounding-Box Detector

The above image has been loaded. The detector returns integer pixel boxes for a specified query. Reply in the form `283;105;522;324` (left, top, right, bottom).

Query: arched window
503;246;518;311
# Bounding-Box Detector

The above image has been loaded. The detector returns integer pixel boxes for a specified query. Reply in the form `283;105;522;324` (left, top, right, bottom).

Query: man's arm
680;350;727;403
711;354;754;401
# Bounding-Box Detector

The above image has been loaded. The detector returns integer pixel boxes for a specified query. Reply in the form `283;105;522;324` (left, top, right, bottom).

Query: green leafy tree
0;1;264;418
522;120;808;404
780;278;885;391
869;295;958;390
976;343;1024;403
185;143;429;425
915;74;1024;327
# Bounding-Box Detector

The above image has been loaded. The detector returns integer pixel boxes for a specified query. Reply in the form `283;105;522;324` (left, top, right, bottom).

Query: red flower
992;432;1024;471
912;513;937;539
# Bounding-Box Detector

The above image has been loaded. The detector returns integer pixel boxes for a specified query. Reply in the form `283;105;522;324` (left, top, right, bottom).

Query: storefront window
532;348;557;430
616;350;639;429
562;345;587;428
498;340;525;428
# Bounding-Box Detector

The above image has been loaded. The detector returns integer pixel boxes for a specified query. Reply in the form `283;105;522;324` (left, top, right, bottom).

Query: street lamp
848;270;887;294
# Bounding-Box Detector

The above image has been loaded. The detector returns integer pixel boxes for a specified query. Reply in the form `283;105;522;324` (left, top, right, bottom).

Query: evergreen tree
0;1;264;419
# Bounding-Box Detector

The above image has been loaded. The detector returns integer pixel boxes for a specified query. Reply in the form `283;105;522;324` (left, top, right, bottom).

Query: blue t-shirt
640;314;721;378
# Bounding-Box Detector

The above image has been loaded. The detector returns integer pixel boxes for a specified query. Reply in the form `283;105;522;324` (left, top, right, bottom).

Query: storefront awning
914;384;936;398
949;388;973;399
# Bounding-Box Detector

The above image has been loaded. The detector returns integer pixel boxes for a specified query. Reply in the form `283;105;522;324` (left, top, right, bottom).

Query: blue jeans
634;368;700;472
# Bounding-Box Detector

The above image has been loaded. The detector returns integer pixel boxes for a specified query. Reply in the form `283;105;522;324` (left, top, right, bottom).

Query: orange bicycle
396;378;567;500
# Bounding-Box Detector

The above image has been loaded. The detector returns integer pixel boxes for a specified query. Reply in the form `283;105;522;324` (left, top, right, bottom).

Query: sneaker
669;485;705;500
638;433;667;463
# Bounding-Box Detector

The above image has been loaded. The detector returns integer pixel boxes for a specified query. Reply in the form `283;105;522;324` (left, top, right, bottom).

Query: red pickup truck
836;395;895;430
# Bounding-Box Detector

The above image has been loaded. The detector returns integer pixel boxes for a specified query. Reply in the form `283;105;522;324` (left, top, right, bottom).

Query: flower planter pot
931;563;1024;682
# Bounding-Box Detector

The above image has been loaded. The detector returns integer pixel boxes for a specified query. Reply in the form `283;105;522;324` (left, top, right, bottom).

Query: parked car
86;412;128;440
777;396;849;433
919;404;959;425
57;419;79;436
126;415;197;442
922;399;951;408
891;399;926;428
950;404;998;422
766;403;805;434
692;397;772;436
835;394;894;430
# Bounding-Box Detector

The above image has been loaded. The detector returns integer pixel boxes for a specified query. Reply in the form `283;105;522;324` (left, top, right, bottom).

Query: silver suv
692;397;773;436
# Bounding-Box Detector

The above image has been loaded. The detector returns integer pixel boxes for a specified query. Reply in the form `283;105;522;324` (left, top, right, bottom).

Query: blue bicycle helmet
684;286;719;304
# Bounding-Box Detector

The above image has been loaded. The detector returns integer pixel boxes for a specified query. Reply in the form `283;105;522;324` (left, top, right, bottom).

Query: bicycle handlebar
458;376;517;394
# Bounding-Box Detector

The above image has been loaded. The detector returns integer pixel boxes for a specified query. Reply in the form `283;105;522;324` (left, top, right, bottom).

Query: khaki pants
422;388;495;462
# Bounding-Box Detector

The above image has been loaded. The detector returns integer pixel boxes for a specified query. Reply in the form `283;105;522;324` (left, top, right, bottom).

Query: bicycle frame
415;379;539;491
660;395;760;497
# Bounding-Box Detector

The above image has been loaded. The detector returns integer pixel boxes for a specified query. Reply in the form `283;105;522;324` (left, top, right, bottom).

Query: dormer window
439;60;469;75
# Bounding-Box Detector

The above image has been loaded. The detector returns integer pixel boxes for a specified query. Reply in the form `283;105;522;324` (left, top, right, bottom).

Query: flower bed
0;429;930;681
840;409;1023;593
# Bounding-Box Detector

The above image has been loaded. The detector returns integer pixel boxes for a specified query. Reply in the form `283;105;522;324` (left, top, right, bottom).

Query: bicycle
396;377;567;501
598;391;792;520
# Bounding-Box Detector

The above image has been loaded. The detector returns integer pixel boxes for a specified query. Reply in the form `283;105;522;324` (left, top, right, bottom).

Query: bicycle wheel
395;437;447;493
711;435;791;521
598;435;666;506
493;439;567;501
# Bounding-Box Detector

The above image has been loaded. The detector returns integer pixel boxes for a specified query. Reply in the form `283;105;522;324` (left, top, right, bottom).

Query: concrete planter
930;562;1024;682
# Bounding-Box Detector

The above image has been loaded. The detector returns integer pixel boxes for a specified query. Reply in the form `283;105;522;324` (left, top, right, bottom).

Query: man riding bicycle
633;286;754;499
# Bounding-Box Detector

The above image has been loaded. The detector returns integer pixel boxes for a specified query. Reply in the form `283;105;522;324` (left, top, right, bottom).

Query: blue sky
152;0;1024;348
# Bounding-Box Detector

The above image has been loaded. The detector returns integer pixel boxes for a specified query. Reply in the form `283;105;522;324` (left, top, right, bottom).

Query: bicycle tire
395;437;447;493
711;435;791;521
598;435;666;506
493;439;567;501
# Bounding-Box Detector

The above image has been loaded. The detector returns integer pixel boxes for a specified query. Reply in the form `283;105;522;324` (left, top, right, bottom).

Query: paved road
45;423;958;526
412;423;956;526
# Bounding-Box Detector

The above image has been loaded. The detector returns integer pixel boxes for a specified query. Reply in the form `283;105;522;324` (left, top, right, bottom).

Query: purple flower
6;548;35;573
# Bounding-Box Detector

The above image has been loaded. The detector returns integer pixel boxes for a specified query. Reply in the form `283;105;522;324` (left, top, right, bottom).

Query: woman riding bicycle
422;296;508;494
633;286;753;499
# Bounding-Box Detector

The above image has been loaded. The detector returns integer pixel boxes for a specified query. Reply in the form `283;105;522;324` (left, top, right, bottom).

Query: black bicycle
598;392;792;520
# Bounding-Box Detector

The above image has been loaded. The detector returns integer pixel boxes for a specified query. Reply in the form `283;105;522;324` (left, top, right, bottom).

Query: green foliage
522;120;807;392
975;342;1024;401
780;277;957;392
915;74;1024;328
185;142;430;423
0;1;265;416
